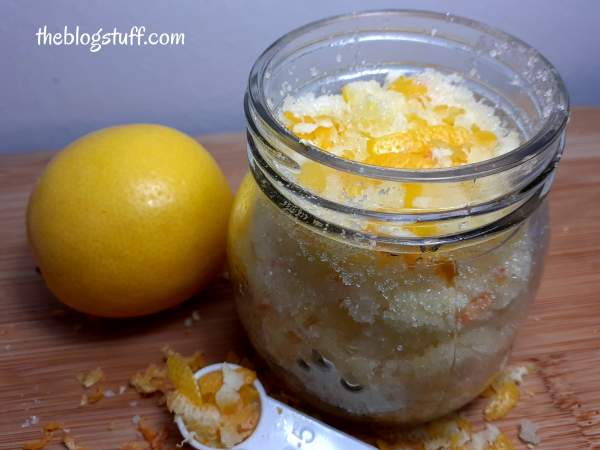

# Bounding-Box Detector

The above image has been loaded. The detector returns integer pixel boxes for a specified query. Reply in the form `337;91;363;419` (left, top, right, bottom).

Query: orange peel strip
167;353;203;406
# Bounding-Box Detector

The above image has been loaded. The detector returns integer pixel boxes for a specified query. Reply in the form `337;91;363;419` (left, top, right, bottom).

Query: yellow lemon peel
167;353;203;406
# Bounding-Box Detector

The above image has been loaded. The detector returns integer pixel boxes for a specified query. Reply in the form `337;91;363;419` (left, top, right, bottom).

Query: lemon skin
27;124;232;317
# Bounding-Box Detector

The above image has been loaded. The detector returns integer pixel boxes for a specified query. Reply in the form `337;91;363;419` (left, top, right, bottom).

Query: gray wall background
1;0;599;154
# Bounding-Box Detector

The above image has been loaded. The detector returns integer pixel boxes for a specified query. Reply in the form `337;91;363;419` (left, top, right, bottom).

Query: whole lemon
27;124;232;317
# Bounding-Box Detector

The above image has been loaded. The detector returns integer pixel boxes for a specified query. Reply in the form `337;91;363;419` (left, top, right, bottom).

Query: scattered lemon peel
22;434;53;450
137;419;169;450
45;349;532;450
62;434;87;450
483;366;529;421
130;350;205;397
376;366;531;449
87;385;105;404
130;364;169;395
376;418;518;450
484;379;520;421
77;368;104;388
43;422;62;433
22;423;61;450
167;353;203;406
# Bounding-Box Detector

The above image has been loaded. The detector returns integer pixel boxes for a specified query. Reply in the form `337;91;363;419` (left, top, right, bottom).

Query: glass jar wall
230;10;568;425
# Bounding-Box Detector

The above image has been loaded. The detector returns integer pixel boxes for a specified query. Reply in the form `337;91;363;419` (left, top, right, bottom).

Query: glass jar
229;10;569;425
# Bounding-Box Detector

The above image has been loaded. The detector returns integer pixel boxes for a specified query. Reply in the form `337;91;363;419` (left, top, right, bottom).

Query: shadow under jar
229;10;569;425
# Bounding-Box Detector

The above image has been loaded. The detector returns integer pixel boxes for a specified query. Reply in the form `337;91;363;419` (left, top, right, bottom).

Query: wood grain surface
1;108;599;450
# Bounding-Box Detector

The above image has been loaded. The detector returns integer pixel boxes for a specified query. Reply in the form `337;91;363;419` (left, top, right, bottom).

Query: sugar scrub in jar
229;10;569;425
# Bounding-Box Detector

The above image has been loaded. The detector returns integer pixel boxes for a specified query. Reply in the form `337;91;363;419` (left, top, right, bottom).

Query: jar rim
247;9;570;182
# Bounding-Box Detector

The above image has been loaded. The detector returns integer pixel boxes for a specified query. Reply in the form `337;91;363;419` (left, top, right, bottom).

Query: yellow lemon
27;124;232;317
226;173;261;292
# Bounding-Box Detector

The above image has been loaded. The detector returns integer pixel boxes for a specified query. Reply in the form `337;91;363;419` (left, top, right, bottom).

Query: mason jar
229;10;569;424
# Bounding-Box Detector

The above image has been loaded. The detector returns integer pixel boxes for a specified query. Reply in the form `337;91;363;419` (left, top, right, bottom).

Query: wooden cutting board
1;108;599;450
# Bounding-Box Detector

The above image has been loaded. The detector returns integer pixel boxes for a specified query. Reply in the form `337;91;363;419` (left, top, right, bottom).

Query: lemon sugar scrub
282;70;520;170
230;11;569;424
279;70;522;226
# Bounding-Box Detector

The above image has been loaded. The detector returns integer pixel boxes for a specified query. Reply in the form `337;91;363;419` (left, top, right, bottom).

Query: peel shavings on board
20;345;534;450
375;366;534;450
